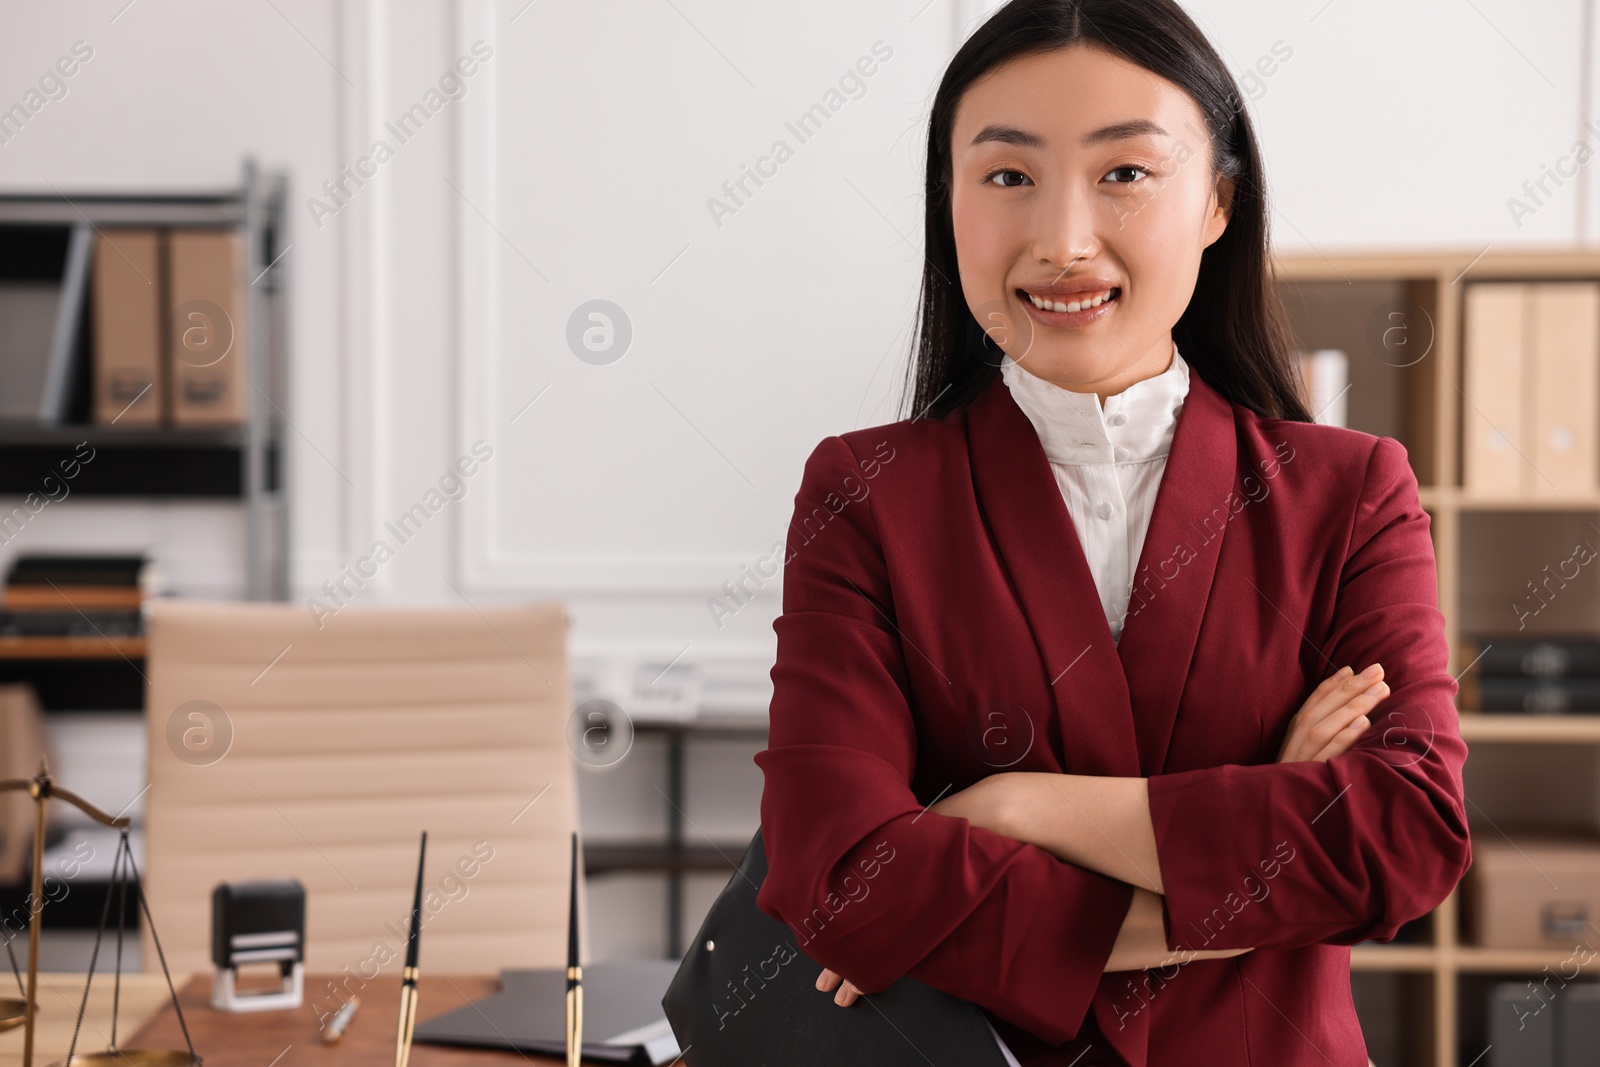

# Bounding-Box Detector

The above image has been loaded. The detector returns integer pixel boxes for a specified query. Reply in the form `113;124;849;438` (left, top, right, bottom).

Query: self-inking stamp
211;879;307;1012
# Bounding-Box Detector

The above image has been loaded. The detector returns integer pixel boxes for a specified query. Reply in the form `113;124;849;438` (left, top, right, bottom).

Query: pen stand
210;880;306;1012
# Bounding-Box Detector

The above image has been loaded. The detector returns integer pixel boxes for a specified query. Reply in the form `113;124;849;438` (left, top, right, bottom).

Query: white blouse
997;342;1192;644
982;341;1191;1065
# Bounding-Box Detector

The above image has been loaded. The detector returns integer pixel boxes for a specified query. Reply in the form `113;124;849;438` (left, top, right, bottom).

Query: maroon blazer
753;363;1471;1066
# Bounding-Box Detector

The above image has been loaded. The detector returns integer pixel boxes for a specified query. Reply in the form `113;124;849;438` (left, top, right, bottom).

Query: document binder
1529;282;1600;497
1463;281;1600;497
169;228;249;426
1463;283;1524;495
414;960;683;1064
661;828;1010;1067
91;228;164;427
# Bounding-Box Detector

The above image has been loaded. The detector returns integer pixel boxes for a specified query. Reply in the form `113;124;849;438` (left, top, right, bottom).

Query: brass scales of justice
1;763;200;1066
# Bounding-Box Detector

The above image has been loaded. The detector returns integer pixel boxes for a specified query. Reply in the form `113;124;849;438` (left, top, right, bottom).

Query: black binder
413;960;683;1063
661;828;1010;1066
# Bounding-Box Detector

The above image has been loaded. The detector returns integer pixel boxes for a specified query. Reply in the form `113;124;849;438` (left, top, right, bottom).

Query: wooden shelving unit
1275;249;1600;1067
0;636;146;659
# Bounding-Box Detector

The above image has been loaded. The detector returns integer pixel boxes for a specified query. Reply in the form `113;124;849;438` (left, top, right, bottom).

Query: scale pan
0;996;28;1033
51;1051;200;1067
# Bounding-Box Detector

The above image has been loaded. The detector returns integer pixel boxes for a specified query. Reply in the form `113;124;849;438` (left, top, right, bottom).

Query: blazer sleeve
753;435;1133;1045
1146;435;1472;951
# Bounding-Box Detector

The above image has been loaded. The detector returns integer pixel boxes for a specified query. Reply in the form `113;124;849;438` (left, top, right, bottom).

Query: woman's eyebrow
969;119;1169;148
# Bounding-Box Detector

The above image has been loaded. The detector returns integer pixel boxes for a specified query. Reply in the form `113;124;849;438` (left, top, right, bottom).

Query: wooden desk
126;974;588;1065
0;972;177;1067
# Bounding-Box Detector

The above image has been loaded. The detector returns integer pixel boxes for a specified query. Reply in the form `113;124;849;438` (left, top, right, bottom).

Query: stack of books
0;554;154;639
1459;634;1600;714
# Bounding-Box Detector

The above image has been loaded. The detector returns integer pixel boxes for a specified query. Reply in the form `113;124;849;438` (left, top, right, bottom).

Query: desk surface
0;972;177;1067
126;974;588;1066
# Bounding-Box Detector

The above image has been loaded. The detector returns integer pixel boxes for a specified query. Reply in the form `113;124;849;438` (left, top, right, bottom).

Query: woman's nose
1029;182;1101;269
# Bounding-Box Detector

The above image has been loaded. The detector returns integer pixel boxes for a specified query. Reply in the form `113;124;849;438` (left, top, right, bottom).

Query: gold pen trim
395;984;419;1067
566;984;584;1067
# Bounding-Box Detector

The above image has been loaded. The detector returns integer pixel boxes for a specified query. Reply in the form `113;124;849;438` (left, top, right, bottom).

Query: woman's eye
985;169;1030;188
1106;165;1151;184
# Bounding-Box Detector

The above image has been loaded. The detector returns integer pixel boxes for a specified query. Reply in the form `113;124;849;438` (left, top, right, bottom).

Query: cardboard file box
1462;282;1600;497
1463;283;1524;495
168;228;249;426
1468;834;1600;949
92;228;165;426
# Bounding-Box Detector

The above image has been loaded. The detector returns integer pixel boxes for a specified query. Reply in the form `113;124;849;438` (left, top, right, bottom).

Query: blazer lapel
1114;364;1238;773
968;371;1138;778
966;362;1238;777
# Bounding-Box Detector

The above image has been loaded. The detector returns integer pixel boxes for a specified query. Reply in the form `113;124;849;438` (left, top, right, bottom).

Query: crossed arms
817;663;1392;1004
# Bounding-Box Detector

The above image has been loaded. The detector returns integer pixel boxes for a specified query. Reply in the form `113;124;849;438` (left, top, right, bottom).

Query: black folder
413;959;682;1064
661;828;1010;1066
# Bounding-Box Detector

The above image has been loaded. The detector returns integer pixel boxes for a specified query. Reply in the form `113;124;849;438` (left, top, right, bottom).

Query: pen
395;830;427;1067
322;995;359;1044
566;831;583;1067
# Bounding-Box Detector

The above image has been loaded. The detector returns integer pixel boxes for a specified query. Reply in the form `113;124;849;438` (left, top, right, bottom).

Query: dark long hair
900;0;1313;424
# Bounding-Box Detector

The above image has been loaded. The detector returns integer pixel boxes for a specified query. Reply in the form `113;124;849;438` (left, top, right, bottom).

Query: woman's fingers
1302;680;1389;755
1278;666;1387;762
815;968;863;1006
1313;709;1374;762
1299;665;1384;730
1285;680;1389;763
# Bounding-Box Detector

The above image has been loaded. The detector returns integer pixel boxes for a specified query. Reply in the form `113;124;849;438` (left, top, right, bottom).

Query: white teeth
1027;288;1116;313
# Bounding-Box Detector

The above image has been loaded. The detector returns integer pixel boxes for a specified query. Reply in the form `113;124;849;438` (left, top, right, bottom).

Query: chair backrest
142;599;580;986
0;683;50;884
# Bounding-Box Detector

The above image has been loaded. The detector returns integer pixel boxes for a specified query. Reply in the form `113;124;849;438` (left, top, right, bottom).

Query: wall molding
450;0;780;595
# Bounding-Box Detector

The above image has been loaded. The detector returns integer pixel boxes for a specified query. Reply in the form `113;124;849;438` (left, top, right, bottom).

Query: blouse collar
998;342;1191;466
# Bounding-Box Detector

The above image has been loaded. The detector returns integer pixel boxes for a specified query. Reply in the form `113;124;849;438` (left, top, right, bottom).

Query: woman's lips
1017;286;1121;327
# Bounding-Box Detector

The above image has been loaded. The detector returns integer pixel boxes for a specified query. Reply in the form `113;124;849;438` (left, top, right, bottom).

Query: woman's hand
815;967;864;1007
1276;663;1389;763
815;778;1017;1008
1100;666;1393;974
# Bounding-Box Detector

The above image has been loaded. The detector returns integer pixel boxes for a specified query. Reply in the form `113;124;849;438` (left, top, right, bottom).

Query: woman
751;1;1471;1065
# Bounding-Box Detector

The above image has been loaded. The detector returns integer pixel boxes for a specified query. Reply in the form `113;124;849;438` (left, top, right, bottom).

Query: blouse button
1110;411;1128;426
1097;502;1114;520
1114;446;1131;461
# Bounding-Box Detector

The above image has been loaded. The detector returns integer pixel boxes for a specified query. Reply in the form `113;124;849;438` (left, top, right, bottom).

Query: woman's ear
1204;175;1235;248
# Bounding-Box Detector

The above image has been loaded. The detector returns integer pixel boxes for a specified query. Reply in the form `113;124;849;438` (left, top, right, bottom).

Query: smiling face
948;42;1233;402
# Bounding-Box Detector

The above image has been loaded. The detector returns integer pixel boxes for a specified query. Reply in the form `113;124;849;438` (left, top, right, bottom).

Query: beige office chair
142;599;580;982
0;684;53;885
